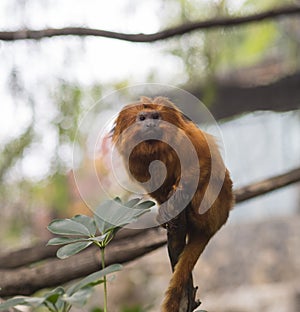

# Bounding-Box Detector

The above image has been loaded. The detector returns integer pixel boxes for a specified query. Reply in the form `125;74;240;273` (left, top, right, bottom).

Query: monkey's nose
145;120;157;128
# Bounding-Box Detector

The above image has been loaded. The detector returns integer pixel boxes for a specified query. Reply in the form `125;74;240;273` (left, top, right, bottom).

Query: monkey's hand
156;184;190;228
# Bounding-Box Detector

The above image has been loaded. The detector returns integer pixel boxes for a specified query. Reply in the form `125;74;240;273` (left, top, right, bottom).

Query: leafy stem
0;197;154;312
101;246;108;312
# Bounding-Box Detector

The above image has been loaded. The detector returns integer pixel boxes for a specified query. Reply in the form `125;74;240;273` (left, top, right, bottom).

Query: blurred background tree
0;0;299;257
0;0;300;310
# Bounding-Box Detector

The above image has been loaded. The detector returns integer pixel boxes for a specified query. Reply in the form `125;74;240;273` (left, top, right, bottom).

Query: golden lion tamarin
112;96;233;312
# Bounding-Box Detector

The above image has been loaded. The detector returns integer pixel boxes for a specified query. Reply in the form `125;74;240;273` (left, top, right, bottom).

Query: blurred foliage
53;82;82;144
0;0;300;248
0;125;34;182
0;2;298;311
46;173;70;213
162;0;299;104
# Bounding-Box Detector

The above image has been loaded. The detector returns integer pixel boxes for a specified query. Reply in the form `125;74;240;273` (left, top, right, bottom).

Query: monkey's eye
139;115;146;121
152;112;160;119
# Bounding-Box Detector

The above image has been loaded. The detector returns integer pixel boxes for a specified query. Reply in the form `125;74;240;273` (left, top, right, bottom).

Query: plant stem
100;247;108;312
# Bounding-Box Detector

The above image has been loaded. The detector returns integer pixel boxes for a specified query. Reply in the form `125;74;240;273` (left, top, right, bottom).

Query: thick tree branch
235;167;300;203
0;167;299;296
0;5;300;42
0;228;144;269
0;227;166;297
199;72;300;120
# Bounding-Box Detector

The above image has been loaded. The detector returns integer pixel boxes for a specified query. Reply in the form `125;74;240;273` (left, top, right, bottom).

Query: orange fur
112;97;234;311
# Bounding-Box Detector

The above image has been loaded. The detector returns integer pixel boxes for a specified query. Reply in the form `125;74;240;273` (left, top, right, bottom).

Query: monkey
112;96;234;312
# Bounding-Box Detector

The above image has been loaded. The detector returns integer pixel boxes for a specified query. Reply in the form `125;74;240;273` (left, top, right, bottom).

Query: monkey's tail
161;233;210;312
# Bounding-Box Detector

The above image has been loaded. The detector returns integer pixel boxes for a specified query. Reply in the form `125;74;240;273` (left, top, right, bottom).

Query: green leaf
67;264;123;295
114;197;122;203
47;218;91;236
57;241;93;259
121;306;144;312
135;200;155;209
0;296;45;310
52;296;65;311
93;200;115;234
72;215;97;236
62;288;93;307
47;237;88;246
124;198;141;208
90;307;103;312
94;200;151;234
0;297;28;310
25;297;46;306
44;287;65;304
88;234;108;242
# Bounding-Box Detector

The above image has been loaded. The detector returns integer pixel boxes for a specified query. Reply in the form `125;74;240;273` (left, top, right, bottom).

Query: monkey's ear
140;96;153;104
108;125;115;137
153;96;192;124
181;113;192;123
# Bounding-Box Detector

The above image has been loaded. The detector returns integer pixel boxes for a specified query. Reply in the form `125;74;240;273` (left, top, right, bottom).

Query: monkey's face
112;100;186;156
134;108;163;141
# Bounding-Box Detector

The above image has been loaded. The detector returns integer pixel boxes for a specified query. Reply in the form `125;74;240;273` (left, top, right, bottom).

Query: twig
0;5;300;42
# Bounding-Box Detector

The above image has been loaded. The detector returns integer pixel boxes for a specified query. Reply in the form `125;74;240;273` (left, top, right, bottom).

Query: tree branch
0;227;166;297
0;5;300;42
0;228;144;269
0;167;299;296
235;167;300;203
193;71;300;120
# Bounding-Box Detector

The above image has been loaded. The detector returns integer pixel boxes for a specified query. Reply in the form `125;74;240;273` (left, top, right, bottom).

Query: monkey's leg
166;209;187;270
158;188;200;311
157;185;188;268
166;214;201;311
167;210;200;311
